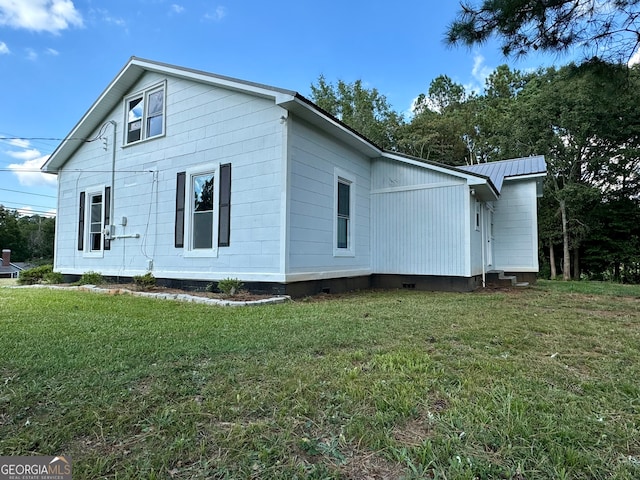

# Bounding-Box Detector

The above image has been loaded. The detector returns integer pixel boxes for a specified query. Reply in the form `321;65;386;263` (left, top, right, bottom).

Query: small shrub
43;271;65;284
217;277;244;296
77;271;105;285
133;272;156;289
17;265;53;285
206;282;216;293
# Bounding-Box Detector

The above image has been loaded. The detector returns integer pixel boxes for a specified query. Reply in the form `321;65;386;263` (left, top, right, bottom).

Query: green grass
1;281;639;479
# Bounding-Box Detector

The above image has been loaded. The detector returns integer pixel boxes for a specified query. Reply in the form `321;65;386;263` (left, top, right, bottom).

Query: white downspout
108;120;117;225
481;202;486;288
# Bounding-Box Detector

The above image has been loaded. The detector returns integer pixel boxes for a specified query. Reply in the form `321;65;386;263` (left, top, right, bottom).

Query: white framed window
475;201;481;231
78;185;110;258
124;82;166;145
89;192;104;252
183;165;220;257
334;168;355;257
487;203;495;239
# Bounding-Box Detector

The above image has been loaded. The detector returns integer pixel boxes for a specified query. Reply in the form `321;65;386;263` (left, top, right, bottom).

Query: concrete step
486;270;518;287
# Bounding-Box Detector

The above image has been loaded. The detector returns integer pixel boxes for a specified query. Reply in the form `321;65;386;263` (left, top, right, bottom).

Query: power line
0;136;83;142
0;168;155;173
0;187;56;199
0;206;56;218
0;200;56;211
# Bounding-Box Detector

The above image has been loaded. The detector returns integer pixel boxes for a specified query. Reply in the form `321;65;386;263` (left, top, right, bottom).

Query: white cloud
629;49;640;67
0;41;9;54
87;8;125;29
46;47;59;55
0;0;84;34
462;53;494;95
8;155;56;187
171;4;184;14
205;6;226;21
471;53;493;85
25;47;38;61
6;148;42;160
5;138;31;148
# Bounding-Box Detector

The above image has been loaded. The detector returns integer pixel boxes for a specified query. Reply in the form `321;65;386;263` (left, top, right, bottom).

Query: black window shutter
218;163;231;247
175;172;186;248
78;192;85;251
104;186;111;250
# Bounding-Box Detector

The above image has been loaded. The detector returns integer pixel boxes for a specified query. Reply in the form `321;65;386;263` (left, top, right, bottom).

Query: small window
192;173;215;250
78;186;110;257
334;168;355;257
337;181;350;249
127;97;143;143
124;83;165;145
475;201;481;231
89;193;103;251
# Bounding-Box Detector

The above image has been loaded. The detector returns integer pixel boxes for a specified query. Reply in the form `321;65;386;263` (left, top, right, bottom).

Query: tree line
0;206;55;263
311;61;640;283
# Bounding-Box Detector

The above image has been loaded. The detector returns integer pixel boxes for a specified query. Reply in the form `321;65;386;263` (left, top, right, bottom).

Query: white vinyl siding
287;118;370;277
54;72;284;280
371;158;468;276
492;180;539;272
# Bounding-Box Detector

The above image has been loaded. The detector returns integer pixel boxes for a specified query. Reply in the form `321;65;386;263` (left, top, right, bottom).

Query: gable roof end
42;57;384;173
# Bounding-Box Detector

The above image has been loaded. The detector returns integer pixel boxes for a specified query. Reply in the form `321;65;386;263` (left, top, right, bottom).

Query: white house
42;57;546;296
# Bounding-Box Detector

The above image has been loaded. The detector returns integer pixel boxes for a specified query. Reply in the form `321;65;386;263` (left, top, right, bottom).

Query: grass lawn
1;281;639;479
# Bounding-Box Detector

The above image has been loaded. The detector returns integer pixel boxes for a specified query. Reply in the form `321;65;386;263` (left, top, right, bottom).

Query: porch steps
486;271;529;288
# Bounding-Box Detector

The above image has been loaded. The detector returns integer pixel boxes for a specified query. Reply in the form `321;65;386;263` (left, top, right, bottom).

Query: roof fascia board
503;172;548;181
381;152;499;200
277;95;383;157
130;57;296;100
382;152;490;184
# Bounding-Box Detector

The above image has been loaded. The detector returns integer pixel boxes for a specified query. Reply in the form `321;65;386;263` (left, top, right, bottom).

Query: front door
485;204;494;267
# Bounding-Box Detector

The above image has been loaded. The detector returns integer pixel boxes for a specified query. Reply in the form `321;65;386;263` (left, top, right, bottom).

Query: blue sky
0;0;567;217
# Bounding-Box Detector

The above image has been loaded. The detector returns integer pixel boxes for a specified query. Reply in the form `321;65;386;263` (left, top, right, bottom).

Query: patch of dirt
338;448;406;480
473;284;530;294
95;283;274;302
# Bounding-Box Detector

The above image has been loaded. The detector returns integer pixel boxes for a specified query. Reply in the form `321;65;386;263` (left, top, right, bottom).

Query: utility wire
0;200;56;210
0;187;56;198
0;206;56;217
0;170;155;174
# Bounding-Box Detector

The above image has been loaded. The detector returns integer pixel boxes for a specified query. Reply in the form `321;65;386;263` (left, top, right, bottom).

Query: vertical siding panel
493;181;538;271
371;157;471;278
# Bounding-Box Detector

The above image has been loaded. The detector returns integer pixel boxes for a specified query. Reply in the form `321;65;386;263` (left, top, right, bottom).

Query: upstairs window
125;83;165;145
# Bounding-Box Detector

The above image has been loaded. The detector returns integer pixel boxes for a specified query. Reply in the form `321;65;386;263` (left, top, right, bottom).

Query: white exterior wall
371;158;469;276
286;118;371;279
55;72;286;281
492;180;539;272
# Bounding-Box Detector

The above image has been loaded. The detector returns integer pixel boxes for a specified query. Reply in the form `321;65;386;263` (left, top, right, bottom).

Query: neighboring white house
42;57;546;296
